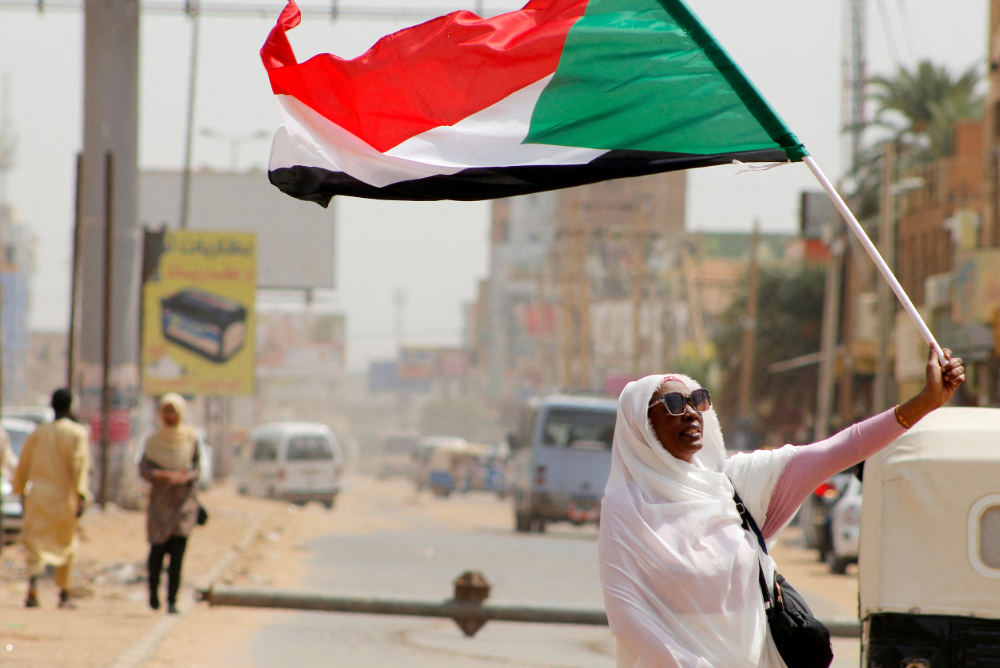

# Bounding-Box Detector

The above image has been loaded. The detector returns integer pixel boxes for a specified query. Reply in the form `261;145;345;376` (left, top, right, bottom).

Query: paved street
201;476;863;668
249;479;612;668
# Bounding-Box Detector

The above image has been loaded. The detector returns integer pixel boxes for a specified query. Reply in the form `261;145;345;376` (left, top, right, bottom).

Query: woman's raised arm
760;347;964;538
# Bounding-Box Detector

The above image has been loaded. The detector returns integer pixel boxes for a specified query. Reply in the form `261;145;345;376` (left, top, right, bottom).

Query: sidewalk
0;481;283;668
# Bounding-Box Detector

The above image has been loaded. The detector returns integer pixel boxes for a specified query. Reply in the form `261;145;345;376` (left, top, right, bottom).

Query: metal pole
99;151;114;510
67;152;83;391
873;143;896;412
196;585;862;638
179;1;200;229
802;156;944;365
737;221;761;421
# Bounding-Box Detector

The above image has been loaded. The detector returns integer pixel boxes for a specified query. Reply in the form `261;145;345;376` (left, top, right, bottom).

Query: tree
870;60;982;160
714;265;826;446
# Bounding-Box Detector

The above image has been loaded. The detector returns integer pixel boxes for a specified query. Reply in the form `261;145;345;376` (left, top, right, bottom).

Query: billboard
142;231;257;395
256;305;346;377
397;346;470;380
139;171;335;290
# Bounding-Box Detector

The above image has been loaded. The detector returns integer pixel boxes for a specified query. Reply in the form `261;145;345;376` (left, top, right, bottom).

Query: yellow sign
142;231;256;395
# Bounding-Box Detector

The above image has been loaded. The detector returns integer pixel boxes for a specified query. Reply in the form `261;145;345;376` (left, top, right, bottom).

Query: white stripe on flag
269;75;608;188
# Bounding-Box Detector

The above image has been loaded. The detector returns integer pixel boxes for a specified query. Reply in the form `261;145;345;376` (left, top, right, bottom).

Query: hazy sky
0;0;989;370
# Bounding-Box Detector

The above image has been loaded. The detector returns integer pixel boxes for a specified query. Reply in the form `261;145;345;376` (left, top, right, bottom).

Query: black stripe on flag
269;148;790;206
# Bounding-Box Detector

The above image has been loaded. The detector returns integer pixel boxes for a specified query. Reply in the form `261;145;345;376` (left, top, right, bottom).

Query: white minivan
235;422;344;509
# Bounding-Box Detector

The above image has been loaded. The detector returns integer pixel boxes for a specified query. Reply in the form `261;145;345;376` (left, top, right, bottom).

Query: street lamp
199;128;270;172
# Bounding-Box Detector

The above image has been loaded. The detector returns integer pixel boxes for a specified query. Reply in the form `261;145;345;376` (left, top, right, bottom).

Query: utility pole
842;0;867;175
80;0;141;505
679;247;707;361
983;0;1000;247
873;142;896;413
99;152;114;510
737;221;761;422
630;202;648;377
558;190;592;391
814;235;845;441
180;0;201;229
0;76;10;420
67;153;83;391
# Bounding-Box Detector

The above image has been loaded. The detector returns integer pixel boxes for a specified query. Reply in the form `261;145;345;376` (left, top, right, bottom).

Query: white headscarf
598;374;795;668
143;393;198;471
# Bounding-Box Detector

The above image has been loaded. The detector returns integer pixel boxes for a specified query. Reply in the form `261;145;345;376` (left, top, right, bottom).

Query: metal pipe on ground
195;584;861;639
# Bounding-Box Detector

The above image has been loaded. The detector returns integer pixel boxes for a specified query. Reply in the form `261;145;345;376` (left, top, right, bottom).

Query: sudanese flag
262;0;808;205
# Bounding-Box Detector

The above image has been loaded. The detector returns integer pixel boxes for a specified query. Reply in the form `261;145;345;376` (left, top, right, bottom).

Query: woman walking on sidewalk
139;393;201;614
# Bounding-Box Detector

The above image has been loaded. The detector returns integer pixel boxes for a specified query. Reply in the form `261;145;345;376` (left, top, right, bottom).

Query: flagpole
801;155;945;366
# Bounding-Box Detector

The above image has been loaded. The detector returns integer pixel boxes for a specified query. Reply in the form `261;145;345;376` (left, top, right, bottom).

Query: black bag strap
733;489;768;554
732;489;774;609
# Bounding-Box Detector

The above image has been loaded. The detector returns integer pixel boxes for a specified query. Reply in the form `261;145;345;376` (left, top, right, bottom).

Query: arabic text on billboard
142;231;257;395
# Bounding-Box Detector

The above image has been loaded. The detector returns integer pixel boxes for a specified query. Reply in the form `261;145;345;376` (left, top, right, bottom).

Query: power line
0;0;503;19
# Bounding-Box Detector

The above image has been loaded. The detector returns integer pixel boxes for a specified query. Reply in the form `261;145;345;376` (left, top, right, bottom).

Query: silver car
828;474;862;574
2;417;38;543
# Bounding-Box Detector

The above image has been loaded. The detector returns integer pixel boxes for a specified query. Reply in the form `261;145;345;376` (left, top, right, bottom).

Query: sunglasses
649;389;712;416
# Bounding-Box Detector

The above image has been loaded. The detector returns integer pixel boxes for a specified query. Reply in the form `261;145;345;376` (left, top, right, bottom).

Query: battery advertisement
142;230;257;395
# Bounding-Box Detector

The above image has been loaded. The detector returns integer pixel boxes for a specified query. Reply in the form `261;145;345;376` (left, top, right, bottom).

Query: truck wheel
531;518;547;533
322;497;335;510
515;511;531;533
828;554;850;575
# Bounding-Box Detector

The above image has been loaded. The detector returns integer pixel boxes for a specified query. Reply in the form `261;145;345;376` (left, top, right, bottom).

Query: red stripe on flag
261;0;587;153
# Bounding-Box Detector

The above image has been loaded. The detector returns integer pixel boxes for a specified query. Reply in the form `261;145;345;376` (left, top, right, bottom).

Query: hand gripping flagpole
802;156;946;366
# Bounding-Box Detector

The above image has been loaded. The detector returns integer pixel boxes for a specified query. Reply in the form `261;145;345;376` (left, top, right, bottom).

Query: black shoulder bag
733;490;833;668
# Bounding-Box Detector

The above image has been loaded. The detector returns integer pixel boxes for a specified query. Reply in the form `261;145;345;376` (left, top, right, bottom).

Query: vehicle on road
798;470;852;560
235;423;344;509
860;407;1000;666
2;405;54;426
413;436;466;492
1;417;37;543
828;474;862;574
373;433;418;480
508;395;617;533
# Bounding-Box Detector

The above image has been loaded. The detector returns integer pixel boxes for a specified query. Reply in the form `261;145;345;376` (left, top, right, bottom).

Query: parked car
828;474;862;574
798;469;852;560
234;423;344;509
2;405;54;426
1;417;38;543
508;395;617;533
860;407;1000;666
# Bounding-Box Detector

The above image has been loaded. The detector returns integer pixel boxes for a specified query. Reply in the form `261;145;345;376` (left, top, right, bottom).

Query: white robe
598;375;795;668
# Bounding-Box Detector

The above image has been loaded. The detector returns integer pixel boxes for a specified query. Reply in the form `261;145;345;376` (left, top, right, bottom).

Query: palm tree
869;60;982;159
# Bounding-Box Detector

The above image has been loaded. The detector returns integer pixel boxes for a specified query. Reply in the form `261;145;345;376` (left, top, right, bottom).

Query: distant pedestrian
12;389;90;609
139;393;201;614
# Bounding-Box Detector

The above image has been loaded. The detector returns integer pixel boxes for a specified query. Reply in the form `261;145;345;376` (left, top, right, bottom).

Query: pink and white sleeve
760;408;906;539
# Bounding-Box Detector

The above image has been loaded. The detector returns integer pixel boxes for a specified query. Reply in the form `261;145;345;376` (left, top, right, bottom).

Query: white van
507;395;617;532
235;422;344;509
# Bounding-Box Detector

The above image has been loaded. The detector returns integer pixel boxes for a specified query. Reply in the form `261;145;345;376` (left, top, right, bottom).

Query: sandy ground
142;476;417;668
0;482;278;668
